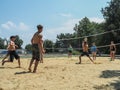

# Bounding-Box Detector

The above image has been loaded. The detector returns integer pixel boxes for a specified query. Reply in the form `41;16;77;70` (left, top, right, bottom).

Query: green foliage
101;0;120;30
0;38;5;49
101;0;120;54
15;35;23;49
72;50;80;55
25;44;32;53
56;33;75;49
56;17;104;51
44;39;54;53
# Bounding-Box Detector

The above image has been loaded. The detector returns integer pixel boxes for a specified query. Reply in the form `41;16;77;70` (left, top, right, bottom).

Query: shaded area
100;70;120;78
94;70;120;90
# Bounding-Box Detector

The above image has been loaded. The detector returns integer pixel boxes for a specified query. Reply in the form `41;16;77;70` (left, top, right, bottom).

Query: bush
72;50;80;55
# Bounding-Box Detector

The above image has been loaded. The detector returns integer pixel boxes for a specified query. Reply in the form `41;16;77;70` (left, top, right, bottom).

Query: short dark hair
37;24;43;29
10;36;16;40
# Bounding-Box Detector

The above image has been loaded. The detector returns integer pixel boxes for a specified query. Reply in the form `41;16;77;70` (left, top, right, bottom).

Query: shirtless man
78;40;94;64
28;25;45;73
2;36;21;68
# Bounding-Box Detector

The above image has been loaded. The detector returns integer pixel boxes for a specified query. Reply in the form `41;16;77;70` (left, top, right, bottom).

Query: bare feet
2;61;5;66
28;68;32;72
18;66;21;68
76;62;81;64
33;70;36;73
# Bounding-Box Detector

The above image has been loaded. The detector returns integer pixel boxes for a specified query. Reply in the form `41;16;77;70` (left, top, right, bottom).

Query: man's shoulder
34;32;42;36
10;41;14;43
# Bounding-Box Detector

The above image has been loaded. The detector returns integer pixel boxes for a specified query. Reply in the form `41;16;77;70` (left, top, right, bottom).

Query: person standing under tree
28;25;45;73
78;39;94;64
68;45;73;58
110;41;116;61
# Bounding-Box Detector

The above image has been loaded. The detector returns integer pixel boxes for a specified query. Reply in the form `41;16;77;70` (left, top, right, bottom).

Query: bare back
31;32;42;44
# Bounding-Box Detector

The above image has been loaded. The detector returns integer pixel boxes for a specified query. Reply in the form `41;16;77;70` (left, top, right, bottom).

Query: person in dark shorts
1;42;18;62
110;41;116;61
32;44;40;61
2;36;21;68
28;24;45;73
78;40;94;64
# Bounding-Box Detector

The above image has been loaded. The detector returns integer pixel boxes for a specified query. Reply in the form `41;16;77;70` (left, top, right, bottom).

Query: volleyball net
0;29;120;58
44;29;120;57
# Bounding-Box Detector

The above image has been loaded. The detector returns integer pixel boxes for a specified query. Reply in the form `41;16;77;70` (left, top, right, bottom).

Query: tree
0;37;5;49
74;17;104;47
56;33;75;48
102;0;120;30
101;0;120;54
101;0;120;42
44;39;54;53
14;35;23;49
25;44;32;53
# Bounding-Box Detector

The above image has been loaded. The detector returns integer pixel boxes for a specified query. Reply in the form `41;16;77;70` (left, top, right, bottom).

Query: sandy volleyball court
0;56;120;90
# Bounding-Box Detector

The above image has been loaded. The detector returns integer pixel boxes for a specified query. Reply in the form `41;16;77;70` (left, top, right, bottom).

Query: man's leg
92;53;94;60
2;52;13;66
40;53;43;63
112;53;115;61
14;51;21;68
79;55;82;64
2;53;9;62
68;53;70;58
28;59;34;72
33;60;39;73
2;60;11;66
94;53;96;60
88;56;94;64
17;58;21;68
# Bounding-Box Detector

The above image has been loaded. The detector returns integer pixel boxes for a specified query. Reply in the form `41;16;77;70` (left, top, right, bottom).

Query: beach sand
0;57;120;90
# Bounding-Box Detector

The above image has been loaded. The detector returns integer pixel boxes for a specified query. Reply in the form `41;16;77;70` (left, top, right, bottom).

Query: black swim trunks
9;51;20;62
32;44;40;61
81;52;89;57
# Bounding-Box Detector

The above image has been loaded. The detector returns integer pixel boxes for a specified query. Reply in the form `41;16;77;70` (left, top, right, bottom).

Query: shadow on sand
0;66;20;69
94;70;120;90
15;71;31;75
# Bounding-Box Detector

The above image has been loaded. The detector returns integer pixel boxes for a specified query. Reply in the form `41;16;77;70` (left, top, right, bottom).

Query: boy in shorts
28;25;45;73
2;36;21;68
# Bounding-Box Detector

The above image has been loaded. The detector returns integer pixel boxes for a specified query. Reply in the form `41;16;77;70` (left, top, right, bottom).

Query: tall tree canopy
44;39;54;53
0;38;5;49
14;35;23;49
101;0;120;53
102;0;120;30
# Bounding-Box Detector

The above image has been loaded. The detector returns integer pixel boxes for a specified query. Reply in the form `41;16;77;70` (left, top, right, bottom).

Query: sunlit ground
0;56;120;90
